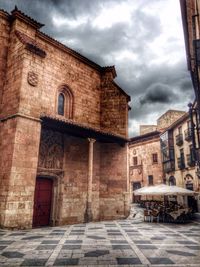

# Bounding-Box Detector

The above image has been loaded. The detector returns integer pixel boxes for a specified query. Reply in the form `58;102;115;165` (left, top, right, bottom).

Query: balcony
176;133;183;146
184;128;192;142
177;157;185;170
186;153;195;167
163;160;175;173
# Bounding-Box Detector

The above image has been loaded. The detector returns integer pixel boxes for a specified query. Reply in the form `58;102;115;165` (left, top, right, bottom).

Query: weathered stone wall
157;110;186;130
0;9;130;228
0;117;41;228
0;11;9;107
100;143;129;220
140;125;157;135
100;74;128;137
129;137;163;201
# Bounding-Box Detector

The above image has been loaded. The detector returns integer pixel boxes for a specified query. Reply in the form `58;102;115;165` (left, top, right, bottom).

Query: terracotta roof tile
40;112;129;143
11;6;44;29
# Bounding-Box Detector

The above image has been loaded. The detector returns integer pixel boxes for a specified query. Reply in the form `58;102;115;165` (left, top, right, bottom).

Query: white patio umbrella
134;184;196;196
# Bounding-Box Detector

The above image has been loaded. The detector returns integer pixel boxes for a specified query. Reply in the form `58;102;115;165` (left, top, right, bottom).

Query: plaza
0;217;200;266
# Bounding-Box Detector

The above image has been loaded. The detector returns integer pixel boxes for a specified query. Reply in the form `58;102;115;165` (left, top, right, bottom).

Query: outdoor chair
144;209;151;222
150;209;160;223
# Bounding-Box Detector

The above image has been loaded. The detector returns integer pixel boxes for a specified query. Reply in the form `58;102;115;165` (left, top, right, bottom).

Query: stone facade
161;112;200;211
0;8;130;228
139;110;186;135
129;131;163;202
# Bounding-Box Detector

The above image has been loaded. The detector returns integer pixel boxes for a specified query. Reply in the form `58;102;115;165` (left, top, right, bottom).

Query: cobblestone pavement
0;219;200;267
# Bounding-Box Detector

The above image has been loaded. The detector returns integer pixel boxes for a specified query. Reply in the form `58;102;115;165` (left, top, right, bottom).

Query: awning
134;184;196;196
40;113;129;145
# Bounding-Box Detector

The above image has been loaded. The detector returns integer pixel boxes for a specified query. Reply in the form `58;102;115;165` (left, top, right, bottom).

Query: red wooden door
33;177;53;227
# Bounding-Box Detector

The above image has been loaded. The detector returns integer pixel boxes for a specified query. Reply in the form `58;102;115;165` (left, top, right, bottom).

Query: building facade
180;0;200;161
160;113;200;210
0;8;130;229
129;131;163;202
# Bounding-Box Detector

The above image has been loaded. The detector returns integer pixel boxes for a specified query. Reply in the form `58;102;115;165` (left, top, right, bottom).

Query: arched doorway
32;177;53;227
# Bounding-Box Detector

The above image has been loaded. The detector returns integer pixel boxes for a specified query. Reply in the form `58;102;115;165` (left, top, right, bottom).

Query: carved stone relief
38;129;64;169
27;71;38;86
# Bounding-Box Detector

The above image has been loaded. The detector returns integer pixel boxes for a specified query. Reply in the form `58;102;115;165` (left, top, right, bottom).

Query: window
178;126;182;134
148;175;153;185
133;157;138;166
187;120;192;129
152;153;158;163
58;93;65;115
57;86;74;119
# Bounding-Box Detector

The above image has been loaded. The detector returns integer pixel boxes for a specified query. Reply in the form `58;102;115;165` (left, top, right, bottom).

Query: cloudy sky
0;0;194;136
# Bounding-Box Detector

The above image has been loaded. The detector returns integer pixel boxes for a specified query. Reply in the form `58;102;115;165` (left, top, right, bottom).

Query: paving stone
53;258;79;266
2;251;24;258
0;241;13;245
21;259;47;266
36;245;57;250
52;230;66;232
9;233;26;236
22;235;44;240
148;257;174;264
151;236;166;240
64;240;82;244
87;235;106;240
186;245;200;250
137;244;157;249
134;240;152;244
107;232;122;235
84;250;110;257
88;227;103;230
110;240;128;244
112;244;132;249
116;257;141;265
49;232;64;236
62;245;81;250
166;250;196;256
177;240;197;244
41;240;59;244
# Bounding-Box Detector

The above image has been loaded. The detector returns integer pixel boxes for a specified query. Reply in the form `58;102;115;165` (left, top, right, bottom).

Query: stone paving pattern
0;219;200;266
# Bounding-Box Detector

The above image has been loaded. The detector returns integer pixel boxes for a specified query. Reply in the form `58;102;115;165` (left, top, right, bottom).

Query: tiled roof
40;112;129;143
129;131;161;144
11;6;44;29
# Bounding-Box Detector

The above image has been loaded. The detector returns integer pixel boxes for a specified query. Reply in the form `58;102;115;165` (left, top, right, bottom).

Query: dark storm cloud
139;84;176;105
0;0;194;136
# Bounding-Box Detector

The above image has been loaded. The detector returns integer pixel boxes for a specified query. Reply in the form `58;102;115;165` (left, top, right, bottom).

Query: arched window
169;176;176;186
57;86;73;119
58;93;65;116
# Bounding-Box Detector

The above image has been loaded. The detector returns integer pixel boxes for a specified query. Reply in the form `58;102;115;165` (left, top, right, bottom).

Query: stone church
0;8;131;229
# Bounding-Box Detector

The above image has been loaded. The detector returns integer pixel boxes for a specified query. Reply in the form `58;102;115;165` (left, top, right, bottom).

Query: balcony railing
186;153;195;167
177;157;185;170
176;133;183;146
184;128;192;142
163;160;175;173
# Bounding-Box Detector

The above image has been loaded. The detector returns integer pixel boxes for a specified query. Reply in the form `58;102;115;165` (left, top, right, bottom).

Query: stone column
85;138;96;222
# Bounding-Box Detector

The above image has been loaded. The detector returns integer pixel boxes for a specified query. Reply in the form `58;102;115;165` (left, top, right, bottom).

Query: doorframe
34;169;64;226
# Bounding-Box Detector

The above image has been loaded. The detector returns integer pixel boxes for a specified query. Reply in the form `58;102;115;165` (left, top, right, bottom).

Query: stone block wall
0;9;130;228
157;110;186;130
0;117;41;228
129;137;163;198
100;143;129;220
0;11;9;106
